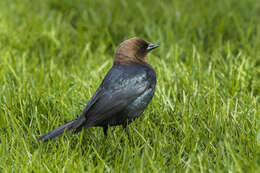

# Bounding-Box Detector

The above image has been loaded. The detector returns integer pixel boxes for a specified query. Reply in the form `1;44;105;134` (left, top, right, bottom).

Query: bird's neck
114;54;148;65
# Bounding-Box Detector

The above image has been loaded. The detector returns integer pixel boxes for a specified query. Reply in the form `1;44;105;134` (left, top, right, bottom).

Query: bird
38;37;159;141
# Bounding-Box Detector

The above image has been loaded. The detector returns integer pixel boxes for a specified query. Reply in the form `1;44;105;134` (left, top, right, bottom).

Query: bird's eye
141;44;148;50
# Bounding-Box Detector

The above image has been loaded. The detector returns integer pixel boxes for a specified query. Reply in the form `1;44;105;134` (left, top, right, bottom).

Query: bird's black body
38;37;158;141
83;64;156;128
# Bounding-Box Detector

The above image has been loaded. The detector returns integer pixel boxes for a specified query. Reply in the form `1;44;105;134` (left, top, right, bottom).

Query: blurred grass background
0;0;259;172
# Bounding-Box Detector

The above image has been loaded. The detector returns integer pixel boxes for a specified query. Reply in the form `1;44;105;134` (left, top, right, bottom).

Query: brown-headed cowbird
38;37;159;141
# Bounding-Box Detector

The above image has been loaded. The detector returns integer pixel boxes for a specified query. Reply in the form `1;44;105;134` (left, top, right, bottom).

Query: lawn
0;0;259;172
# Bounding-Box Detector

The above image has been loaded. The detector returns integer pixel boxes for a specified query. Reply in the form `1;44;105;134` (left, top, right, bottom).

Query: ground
0;0;259;172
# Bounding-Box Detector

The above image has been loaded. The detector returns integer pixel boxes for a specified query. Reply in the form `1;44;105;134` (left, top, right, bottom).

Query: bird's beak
147;42;159;51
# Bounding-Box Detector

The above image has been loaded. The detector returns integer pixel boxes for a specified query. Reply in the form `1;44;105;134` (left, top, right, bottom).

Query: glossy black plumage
38;37;158;141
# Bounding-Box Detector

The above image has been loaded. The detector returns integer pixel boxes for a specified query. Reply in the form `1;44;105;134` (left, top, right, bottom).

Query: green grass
0;0;259;172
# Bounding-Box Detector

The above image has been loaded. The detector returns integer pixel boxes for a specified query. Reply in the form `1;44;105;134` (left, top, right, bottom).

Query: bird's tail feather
38;116;86;142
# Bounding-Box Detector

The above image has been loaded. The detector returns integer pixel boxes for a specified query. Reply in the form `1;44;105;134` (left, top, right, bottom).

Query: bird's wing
82;68;149;126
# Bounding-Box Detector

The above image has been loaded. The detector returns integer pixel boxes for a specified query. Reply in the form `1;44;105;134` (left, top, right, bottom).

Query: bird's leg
103;126;108;136
123;121;130;137
123;121;134;144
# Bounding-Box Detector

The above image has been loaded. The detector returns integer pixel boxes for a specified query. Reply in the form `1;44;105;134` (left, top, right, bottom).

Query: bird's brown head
114;37;159;65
